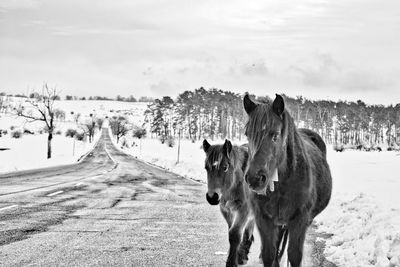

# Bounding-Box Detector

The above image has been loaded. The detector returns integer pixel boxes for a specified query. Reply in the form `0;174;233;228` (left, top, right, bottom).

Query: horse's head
203;139;233;205
243;94;286;194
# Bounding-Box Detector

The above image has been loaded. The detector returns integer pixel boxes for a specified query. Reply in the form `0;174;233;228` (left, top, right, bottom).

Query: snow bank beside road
115;136;400;267
315;149;400;267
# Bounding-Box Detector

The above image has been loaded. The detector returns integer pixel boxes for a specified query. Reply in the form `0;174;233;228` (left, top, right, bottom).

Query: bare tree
17;84;59;159
82;115;96;143
54;109;66;121
0;96;4;115
96;118;104;130
109;116;129;143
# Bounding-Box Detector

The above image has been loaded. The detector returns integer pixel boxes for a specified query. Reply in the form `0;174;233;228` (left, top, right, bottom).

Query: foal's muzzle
206;192;220;205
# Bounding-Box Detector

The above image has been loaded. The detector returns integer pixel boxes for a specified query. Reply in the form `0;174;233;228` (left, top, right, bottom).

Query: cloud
0;0;39;10
149;80;179;97
229;60;269;76
290;53;393;92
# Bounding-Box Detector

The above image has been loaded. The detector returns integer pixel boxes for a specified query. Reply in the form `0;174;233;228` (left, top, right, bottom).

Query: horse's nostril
260;174;266;183
206;192;220;205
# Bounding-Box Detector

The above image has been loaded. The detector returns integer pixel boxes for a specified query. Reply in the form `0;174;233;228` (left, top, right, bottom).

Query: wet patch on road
0;203;84;246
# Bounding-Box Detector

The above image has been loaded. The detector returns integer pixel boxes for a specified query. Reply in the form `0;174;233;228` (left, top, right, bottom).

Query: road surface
0;129;335;266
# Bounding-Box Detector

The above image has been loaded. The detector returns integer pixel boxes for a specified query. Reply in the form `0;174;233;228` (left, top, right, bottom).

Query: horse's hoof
238;257;246;265
225;262;237;267
238;258;248;265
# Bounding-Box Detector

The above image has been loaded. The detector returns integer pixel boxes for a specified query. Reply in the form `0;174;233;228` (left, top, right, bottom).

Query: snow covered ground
54;100;148;126
115;136;400;267
0;130;100;174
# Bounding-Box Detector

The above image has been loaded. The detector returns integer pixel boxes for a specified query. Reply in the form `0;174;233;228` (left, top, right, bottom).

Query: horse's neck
281;127;308;178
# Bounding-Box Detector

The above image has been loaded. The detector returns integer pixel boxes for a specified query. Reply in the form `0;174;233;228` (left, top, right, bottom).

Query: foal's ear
243;94;258;114
223;139;232;157
272;94;285;117
203;139;211;153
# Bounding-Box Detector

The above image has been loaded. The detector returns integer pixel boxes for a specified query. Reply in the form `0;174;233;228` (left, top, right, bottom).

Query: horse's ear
272;94;285;117
223;139;232;157
203;139;211;153
243;94;258;114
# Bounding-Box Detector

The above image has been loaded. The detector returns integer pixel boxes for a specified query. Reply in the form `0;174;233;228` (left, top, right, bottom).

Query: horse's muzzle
206;192;220;205
245;172;267;190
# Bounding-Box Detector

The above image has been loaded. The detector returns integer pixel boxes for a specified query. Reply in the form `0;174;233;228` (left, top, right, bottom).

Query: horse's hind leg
287;217;308;267
238;219;254;264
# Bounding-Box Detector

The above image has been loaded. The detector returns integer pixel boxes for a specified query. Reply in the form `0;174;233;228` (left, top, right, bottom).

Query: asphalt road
0;129;335;266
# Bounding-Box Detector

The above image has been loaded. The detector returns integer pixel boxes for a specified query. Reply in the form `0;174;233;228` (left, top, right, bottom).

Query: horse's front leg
256;217;280;267
287;216;308;267
238;218;254;264
225;211;247;267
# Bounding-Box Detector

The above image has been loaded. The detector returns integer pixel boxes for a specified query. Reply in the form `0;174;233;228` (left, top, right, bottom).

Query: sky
0;0;399;104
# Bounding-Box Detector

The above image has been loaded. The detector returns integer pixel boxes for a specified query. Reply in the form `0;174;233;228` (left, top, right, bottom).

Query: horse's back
299;128;332;219
298;128;327;158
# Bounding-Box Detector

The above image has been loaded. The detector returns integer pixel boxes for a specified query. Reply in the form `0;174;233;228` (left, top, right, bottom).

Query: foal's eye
223;164;229;172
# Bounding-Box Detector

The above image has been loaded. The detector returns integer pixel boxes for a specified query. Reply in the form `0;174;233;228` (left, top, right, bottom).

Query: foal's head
243;94;288;194
203;139;234;205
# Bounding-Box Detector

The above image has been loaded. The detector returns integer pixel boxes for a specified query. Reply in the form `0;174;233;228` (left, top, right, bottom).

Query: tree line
0;92;154;103
145;88;247;142
145;88;400;147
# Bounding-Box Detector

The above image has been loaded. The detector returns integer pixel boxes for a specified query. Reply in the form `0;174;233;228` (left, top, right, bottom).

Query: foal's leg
256;217;280;267
287;216;308;267
220;206;233;229
238;218;254;264
225;211;247;267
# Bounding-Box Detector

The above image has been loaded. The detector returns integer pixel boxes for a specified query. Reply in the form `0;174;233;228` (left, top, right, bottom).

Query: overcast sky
0;0;399;104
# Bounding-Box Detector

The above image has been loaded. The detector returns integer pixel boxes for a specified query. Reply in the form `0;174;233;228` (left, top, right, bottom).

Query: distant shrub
120;137;130;148
23;128;34;135
75;132;85;141
333;144;344;152
11;130;22;139
132;126;146;139
38;130;44;134
159;135;166;144
2;129;8;135
55;130;62;135
10;126;15;131
166;136;175;148
65;128;77;138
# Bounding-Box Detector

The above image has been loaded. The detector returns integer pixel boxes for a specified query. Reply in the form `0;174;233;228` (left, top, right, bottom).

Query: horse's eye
223;164;229;172
272;134;278;142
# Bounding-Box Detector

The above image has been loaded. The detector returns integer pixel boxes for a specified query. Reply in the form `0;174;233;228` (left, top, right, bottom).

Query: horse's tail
277;227;289;261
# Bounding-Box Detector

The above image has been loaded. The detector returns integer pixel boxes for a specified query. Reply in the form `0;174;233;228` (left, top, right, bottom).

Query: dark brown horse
203;139;254;267
243;94;332;267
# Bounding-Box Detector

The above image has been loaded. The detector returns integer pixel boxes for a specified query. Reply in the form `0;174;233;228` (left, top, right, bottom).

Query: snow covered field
54;100;148;126
0;132;99;173
116;136;400;267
